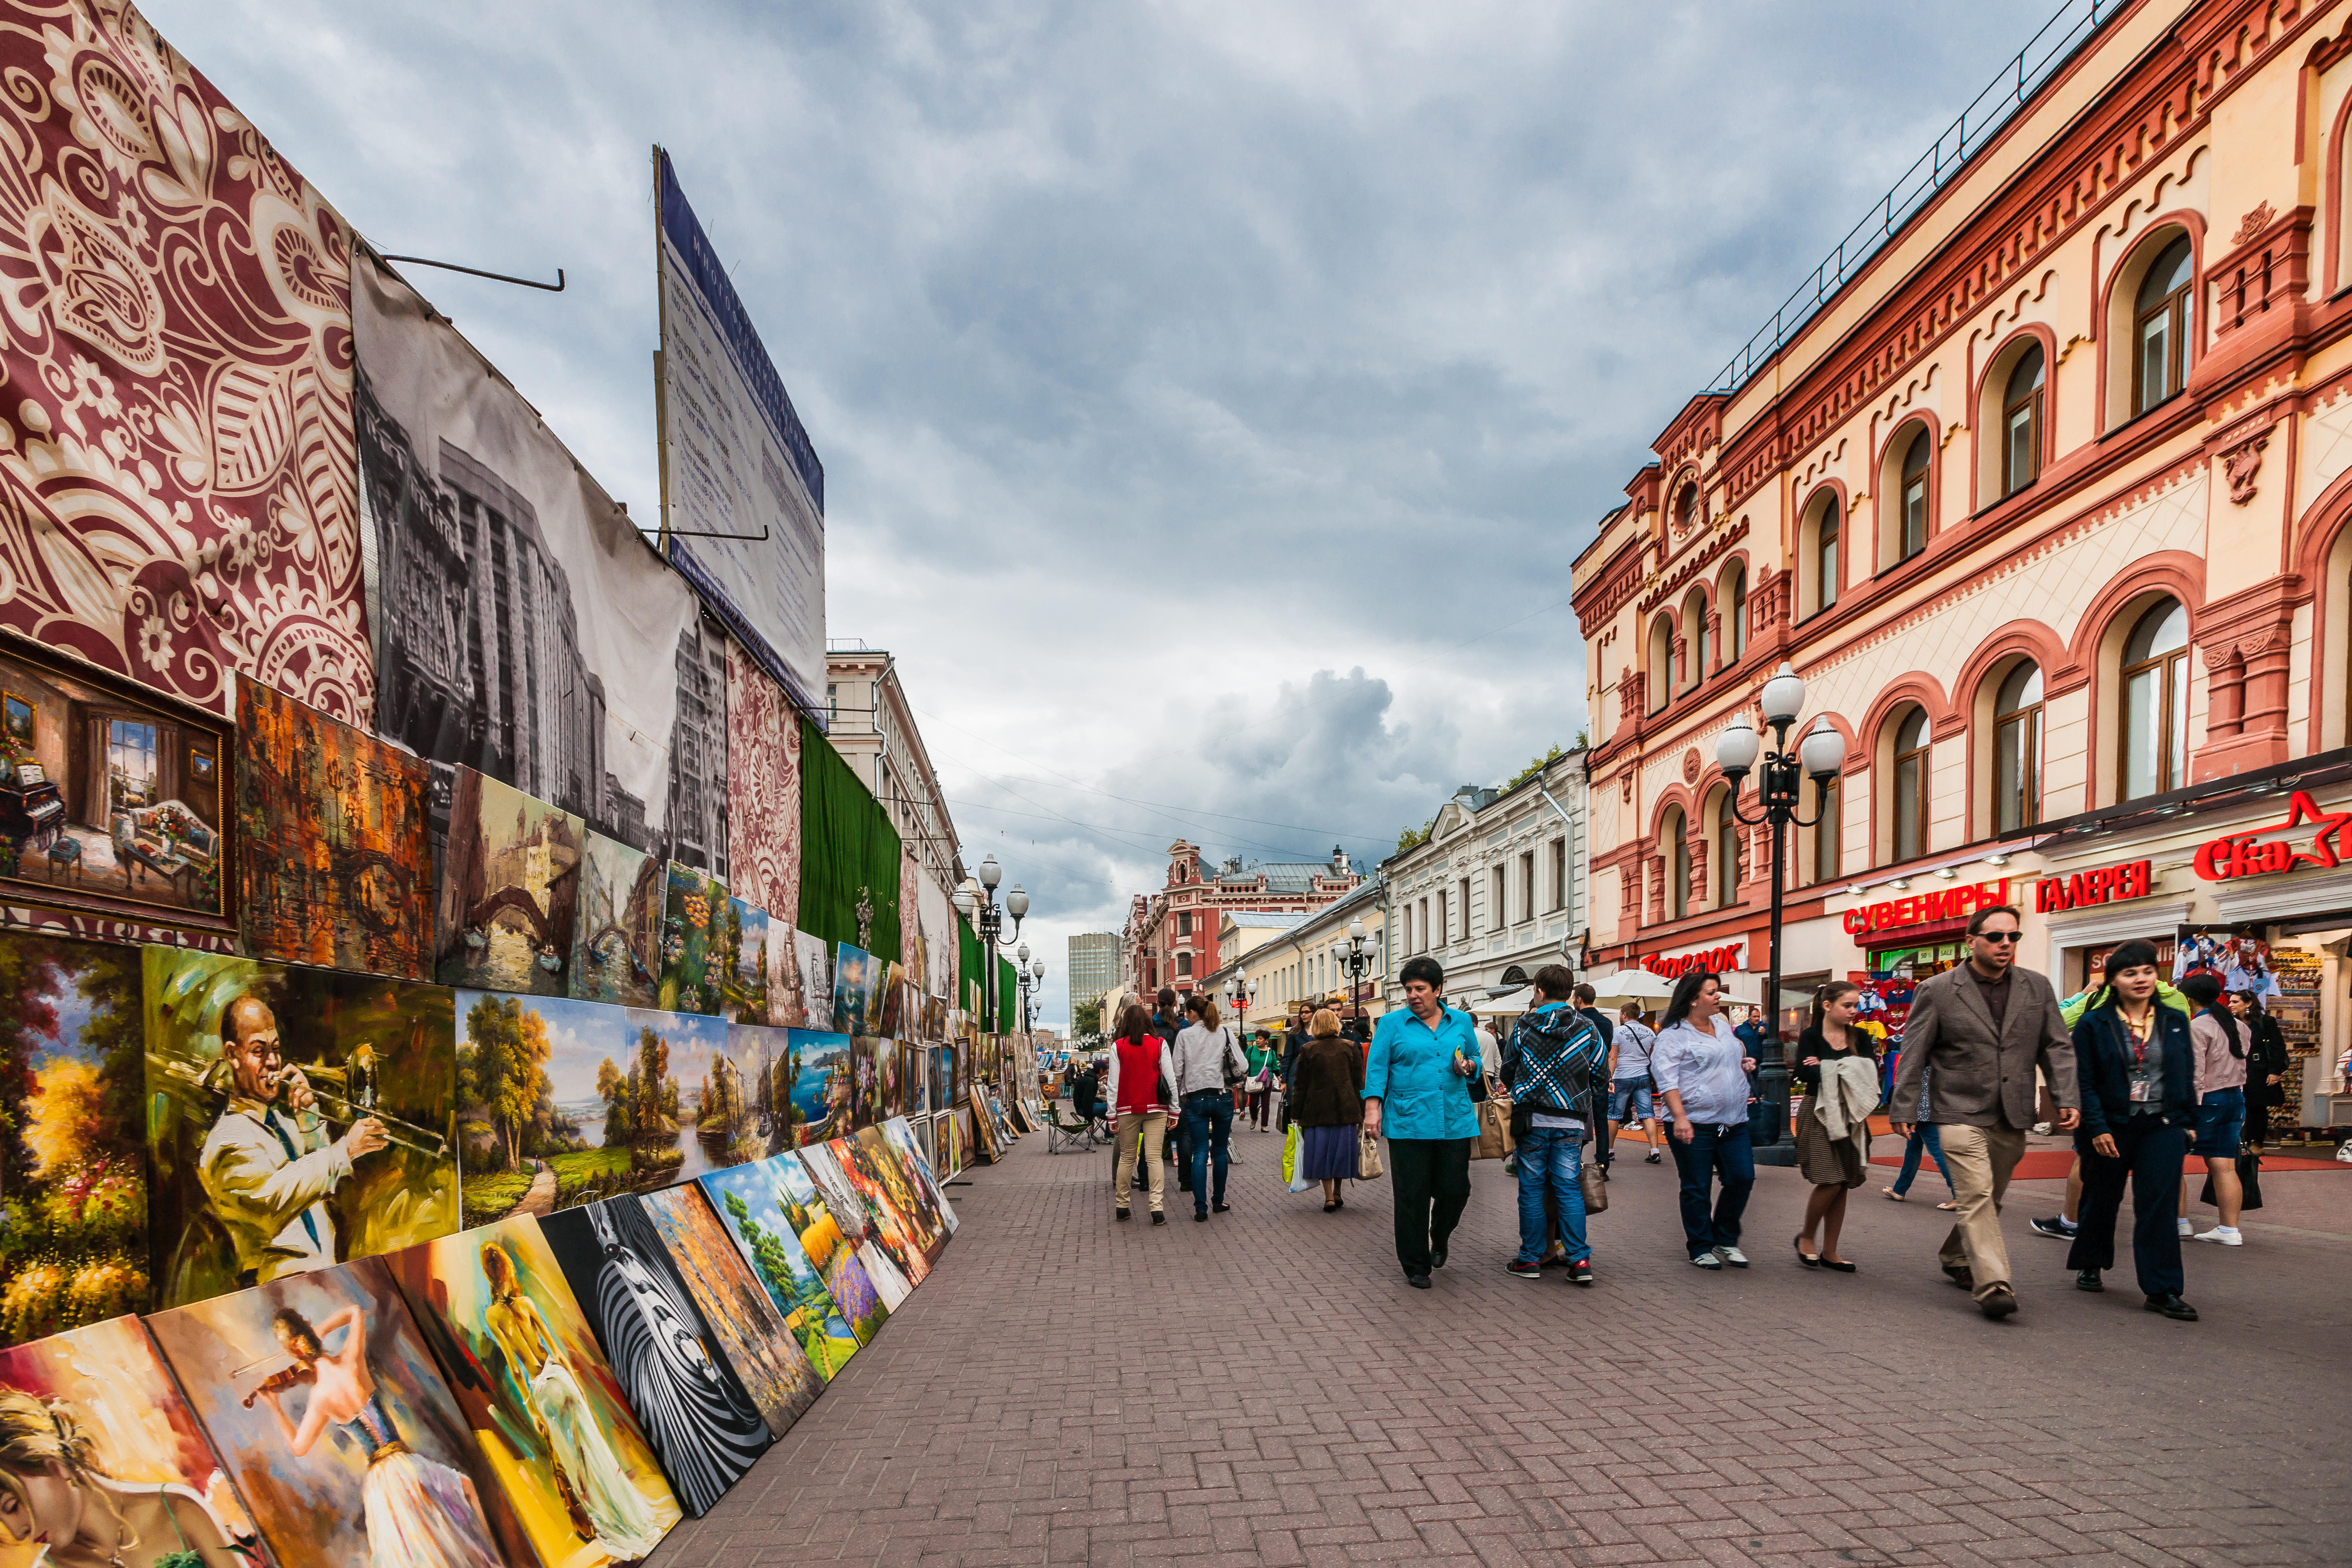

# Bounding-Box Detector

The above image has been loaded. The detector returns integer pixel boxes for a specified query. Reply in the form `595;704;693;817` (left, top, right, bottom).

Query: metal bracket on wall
378;254;567;292
662;525;773;541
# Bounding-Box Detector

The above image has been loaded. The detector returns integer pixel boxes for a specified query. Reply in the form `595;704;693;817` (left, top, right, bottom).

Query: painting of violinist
143;950;462;1311
145;1256;534;1568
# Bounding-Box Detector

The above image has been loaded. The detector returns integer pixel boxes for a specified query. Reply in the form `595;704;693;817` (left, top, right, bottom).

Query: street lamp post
1017;956;1045;1035
952;853;1029;1036
1713;661;1849;1167
1332;919;1377;1035
1223;972;1260;1037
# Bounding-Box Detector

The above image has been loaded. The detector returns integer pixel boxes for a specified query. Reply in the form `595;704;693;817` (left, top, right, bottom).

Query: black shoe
2076;1269;2103;1292
1151;1211;1166;1226
1644;1151;1661;1164
1193;1210;1208;1222
1568;1260;1593;1287
1943;1264;1974;1290
1405;1272;1432;1289
1212;1202;1230;1213
1430;1242;1448;1270
2143;1293;2199;1321
1115;1208;1130;1221
1979;1287;2018;1320
2030;1215;2078;1240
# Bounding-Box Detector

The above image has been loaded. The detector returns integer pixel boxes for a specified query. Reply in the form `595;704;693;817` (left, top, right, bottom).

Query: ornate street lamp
1715;662;1849;1166
952;854;1029;1032
1332;916;1377;1036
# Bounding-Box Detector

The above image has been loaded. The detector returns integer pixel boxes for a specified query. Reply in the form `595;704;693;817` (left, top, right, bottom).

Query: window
2121;598;2189;799
1418;898;1429;953
1676;483;1699;536
1519;852;1535;922
1899;429;1931;560
1490;868;1505;931
1682;588;1709;689
1812;779;1841;883
1458;877;1471;938
1724;563;1747;662
1817;501;1840;613
1993;662;2044;833
1435;891;1446;948
1176;952;1192;977
1550;838;1567;911
1668;814;1689;921
1715;802;1738;906
107;719;159;814
2133;236;2193;416
1177;912;1191;937
1893;708;1930;863
1648;617;1671;712
2002;346;2044;495
826;683;838;726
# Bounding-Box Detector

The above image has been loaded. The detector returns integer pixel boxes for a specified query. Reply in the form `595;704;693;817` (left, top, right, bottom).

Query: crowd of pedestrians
1084;902;2258;1325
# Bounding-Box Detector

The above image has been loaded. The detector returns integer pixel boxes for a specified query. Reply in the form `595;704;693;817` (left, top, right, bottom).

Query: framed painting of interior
0;634;237;944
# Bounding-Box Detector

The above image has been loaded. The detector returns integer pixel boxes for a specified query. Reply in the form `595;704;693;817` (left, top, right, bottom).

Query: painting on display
144;950;459;1311
637;1183;822;1437
784;1029;854;1148
763;927;808;1029
0;0;372;723
2173;924;2283;1000
910;1116;936;1181
658;862;730;1017
881;1115;959;1239
354;254;720;866
849;1036;886;1131
725;644;801;929
783;1145;908;1312
698;1159;868;1379
537;1197;771;1516
930;1046;955;1126
237;679;434;979
730;1023;807;1160
0;1314;272;1567
0;934;145;1347
829;943;878;1036
0;640;234;933
437;769;583;996
386;1215;682;1567
842;1126;941;1278
455;991;746;1228
878;962;909;1038
147;1256;530;1568
788;930;832;1031
722;897;772;1023
570;831;663;1008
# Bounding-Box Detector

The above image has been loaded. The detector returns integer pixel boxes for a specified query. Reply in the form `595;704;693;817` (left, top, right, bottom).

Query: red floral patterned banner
726;640;800;927
0;2;369;719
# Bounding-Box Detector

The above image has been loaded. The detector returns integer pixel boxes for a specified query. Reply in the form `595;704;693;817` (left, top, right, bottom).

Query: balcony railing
1708;0;2121;395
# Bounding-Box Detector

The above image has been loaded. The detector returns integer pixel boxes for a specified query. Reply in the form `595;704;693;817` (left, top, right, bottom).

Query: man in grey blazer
1891;905;2079;1319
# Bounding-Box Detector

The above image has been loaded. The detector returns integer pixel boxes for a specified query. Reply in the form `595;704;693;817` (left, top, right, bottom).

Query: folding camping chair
1046;1099;1105;1154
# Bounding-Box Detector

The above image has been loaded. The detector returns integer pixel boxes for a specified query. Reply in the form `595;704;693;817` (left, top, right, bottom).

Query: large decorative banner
0;1;371;722
144;950;460;1309
455;991;751;1228
570;830;662;1008
0;933;144;1348
654;149;826;718
385;1216;682;1568
237;677;432;980
539;1196;771;1516
437;768;583;996
0;1313;274;1566
698;1159;867;1380
915;860;955;1003
726;643;801;926
637;1182;822;1437
147;1256;527;1568
353;254;713;863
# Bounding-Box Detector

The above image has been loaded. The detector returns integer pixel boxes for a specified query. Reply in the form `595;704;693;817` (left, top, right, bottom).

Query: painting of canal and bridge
436;770;582;996
572;831;663;1008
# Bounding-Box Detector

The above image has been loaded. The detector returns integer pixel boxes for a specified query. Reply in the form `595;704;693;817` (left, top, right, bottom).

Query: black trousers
2067;1118;2186;1298
1387;1136;1472;1276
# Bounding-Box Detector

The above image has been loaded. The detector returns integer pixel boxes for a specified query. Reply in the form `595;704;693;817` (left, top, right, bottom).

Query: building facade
822;642;960;897
1573;0;2352;1130
1199;880;1387;1040
1381;753;1590;1009
1066;931;1120;1010
1121;840;1363;997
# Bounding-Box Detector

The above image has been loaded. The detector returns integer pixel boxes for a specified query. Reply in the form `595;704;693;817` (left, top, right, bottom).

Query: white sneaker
1689;1251;1722;1269
2177;1218;2195;1237
1714;1245;1749;1268
2193;1227;2244;1246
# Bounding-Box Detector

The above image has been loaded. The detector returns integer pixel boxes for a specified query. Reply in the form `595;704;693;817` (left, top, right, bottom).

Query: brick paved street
649;1128;2352;1568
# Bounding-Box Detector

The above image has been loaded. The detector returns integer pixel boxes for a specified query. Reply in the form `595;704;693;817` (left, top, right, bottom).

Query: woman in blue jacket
2065;939;2198;1320
1364;954;1481;1288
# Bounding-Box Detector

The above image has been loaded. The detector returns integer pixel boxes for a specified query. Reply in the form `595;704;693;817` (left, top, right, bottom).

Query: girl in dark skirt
1794;981;1879;1270
1290;1008;1365;1211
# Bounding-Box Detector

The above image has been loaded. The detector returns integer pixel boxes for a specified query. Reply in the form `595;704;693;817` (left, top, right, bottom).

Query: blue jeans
1182;1092;1234;1211
1514;1126;1589;1264
1890;1122;1950;1197
1608;1079;1652;1121
1667;1121;1754;1257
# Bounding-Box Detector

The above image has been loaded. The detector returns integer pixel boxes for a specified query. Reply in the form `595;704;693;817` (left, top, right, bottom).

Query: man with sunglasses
1890;905;2079;1320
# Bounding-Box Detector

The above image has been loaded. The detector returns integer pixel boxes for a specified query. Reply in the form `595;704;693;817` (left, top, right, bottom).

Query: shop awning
2019;746;2352;853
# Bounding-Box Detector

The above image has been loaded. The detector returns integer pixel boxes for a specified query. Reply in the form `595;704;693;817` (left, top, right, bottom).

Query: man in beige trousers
1891;905;2079;1320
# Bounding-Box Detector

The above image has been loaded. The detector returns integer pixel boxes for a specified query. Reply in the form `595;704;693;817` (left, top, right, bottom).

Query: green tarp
960;915;983;1020
797;715;902;963
999;955;1018;1031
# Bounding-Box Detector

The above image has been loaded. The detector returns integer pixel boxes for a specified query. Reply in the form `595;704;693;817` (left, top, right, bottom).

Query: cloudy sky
158;0;2068;1026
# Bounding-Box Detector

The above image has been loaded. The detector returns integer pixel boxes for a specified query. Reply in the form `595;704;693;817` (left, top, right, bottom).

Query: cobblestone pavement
647;1126;2352;1568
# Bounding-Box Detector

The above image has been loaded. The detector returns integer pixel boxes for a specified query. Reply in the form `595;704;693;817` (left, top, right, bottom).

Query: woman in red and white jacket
1105;1001;1178;1224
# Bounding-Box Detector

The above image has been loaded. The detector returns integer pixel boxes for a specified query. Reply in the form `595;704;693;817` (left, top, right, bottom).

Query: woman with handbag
1104;1002;1177;1224
1291;1009;1365;1211
1793;981;1878;1272
1172;994;1250;1220
2232;990;2288;1153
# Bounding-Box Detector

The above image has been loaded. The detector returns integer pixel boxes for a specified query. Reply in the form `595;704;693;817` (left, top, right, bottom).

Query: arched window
1899;429;1931;561
1682;588;1710;690
1811;778;1841;884
1647;617;1671;712
1723;562;1747;662
1817;500;1840;614
1993;662;2044;833
1714;795;1739;906
2133;236;2193;416
1676;483;1699;536
2121;598;2189;799
1663;807;1688;920
2002;345;2044;495
1892;707;1930;862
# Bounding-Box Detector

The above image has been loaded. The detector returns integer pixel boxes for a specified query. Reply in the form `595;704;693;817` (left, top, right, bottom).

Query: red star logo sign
2193;791;2352;880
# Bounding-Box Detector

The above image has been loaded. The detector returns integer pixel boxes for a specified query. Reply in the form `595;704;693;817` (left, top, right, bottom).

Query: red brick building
1122;840;1362;998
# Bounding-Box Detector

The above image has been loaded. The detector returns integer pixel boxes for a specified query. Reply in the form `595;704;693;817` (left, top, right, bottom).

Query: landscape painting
538;1197;771;1516
456;992;743;1227
839;1129;936;1284
786;1029;855;1147
0;933;145;1347
722;896;772;1023
144;950;460;1310
0;641;233;929
384;1215;682;1568
698;1159;868;1379
830;943;878;1036
437;769;583;997
882;1114;960;1238
658;862;730;1017
793;1142;912;1311
147;1256;530;1568
639;1183;823;1436
236;678;433;980
570;831;663;1008
0;1314;272;1567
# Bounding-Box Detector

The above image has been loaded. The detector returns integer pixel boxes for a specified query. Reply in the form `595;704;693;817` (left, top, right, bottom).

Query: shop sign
2033;859;2152;913
2193;791;2352;881
1642;940;1744;977
1841;879;2010;939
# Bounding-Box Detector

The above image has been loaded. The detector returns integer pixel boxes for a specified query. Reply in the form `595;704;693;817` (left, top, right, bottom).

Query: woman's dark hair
1661;969;1718;1031
1399;955;1445;991
2180;973;2246;1057
2232;989;2267;1019
2098;939;2162;994
1115;1002;1152;1041
1808;980;1861;1034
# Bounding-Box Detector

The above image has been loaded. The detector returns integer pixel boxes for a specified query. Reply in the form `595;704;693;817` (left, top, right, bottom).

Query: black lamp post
1332;918;1377;1035
1018;954;1044;1034
953;853;1028;1033
1713;661;1849;1167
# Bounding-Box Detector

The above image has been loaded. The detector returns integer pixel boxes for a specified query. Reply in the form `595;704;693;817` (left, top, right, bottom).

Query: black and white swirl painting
540;1194;774;1514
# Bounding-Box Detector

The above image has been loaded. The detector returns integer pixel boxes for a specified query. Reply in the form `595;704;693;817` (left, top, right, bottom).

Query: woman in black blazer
2231;990;2290;1151
2066;939;2198;1320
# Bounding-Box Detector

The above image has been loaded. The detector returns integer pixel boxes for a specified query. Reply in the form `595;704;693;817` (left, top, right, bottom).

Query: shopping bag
1357;1125;1385;1180
1580;1153;1608;1215
1281;1122;1298;1184
2200;1152;2263;1211
1472;1097;1515;1160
